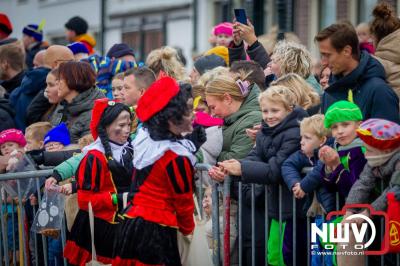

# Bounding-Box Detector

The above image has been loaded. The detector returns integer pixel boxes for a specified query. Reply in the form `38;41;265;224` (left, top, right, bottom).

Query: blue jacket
282;150;335;214
321;51;400;124
9;67;50;130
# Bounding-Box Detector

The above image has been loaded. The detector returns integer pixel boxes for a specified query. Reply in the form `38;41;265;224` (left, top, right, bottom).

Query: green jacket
217;84;262;162
53;124;140;181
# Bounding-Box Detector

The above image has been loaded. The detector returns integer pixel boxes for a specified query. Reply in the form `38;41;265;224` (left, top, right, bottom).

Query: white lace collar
133;128;197;170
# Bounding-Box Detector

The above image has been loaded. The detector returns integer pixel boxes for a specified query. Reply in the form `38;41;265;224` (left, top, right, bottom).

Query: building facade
2;0;400;64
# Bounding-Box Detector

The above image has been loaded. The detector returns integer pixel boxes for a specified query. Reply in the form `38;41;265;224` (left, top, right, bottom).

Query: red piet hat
136;77;180;122
90;98;120;139
0;13;13;36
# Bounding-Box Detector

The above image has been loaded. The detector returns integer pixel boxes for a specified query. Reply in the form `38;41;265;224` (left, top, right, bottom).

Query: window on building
319;0;337;29
358;0;378;23
122;29;163;61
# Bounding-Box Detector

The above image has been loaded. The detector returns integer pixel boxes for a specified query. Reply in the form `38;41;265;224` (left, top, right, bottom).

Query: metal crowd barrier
1;166;400;266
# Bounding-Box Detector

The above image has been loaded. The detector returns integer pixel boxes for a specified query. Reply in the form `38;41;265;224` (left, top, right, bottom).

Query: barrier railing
1;166;399;266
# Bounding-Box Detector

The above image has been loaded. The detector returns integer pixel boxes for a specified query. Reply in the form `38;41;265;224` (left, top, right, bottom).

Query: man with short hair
122;67;156;107
315;23;399;123
0;41;25;94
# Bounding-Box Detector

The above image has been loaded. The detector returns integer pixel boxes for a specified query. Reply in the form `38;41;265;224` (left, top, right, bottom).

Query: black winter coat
238;107;308;247
229;41;270;69
0;98;15;131
322;51;400;124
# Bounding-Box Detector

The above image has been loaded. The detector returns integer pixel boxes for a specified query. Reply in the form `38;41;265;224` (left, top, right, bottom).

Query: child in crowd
320;101;367;199
213;22;233;47
25;122;52;152
43;123;71;152
24;121;52;265
192;84;223;173
282;114;335;216
202;186;238;263
319;66;331;90
0;129;27;264
356;22;375;54
338;119;400;265
111;73;124;101
41;123;71;266
217;85;309;266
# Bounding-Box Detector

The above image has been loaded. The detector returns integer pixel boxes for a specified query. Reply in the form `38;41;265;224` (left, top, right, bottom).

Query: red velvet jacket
124;150;195;235
76;149;119;223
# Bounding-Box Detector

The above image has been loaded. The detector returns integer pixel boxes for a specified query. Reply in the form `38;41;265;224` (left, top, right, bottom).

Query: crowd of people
0;1;400;266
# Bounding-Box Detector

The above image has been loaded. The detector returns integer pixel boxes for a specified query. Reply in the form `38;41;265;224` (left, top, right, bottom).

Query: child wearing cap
337;119;400;265
0;129;26;263
213;22;233;47
43;123;71;152
320;101;367;199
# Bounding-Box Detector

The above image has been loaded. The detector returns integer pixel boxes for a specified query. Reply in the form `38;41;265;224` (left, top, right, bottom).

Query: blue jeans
48;237;63;266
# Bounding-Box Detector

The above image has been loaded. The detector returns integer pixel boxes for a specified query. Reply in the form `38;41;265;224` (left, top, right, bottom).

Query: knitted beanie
324;101;363;128
44;123;71;146
23;24;43;42
213;22;233;36
106;43;135;59
0;13;12;36
67;42;89;55
0;129;26;147
194;54;226;75
204;46;229;66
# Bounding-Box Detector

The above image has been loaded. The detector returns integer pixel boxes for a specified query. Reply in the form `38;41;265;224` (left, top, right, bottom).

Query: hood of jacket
9;67;50;102
62;87;105;117
224;83;261;126
326;51;386;95
0;97;15;117
375;28;400;64
261;107;308;137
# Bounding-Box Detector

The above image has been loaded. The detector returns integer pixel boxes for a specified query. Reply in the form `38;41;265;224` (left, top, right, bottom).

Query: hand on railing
45;176;58;189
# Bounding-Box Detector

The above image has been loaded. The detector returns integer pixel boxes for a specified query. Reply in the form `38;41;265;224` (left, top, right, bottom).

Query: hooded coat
321;51;400;123
218;84;262;162
374;28;400;100
9;67;50;130
0;98;15;131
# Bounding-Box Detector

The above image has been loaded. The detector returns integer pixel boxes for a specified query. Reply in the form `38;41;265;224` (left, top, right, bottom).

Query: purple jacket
321;138;367;198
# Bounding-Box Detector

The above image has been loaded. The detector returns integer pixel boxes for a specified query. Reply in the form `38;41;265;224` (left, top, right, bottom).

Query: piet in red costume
64;98;134;266
113;77;197;266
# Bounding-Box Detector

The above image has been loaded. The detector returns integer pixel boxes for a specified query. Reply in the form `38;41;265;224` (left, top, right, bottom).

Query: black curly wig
143;82;193;141
97;102;133;160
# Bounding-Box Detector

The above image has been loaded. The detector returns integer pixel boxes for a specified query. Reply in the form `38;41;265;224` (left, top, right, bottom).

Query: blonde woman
266;41;323;95
271;73;321;115
146;46;187;81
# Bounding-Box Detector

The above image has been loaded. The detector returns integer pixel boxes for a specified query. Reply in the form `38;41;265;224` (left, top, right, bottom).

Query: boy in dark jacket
282;114;335;216
319;101;367;199
218;85;308;266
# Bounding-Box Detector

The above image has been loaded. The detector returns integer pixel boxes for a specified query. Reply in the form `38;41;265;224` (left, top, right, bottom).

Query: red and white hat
136;77;180;122
90;98;120;139
357;118;400;150
0;129;26;147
